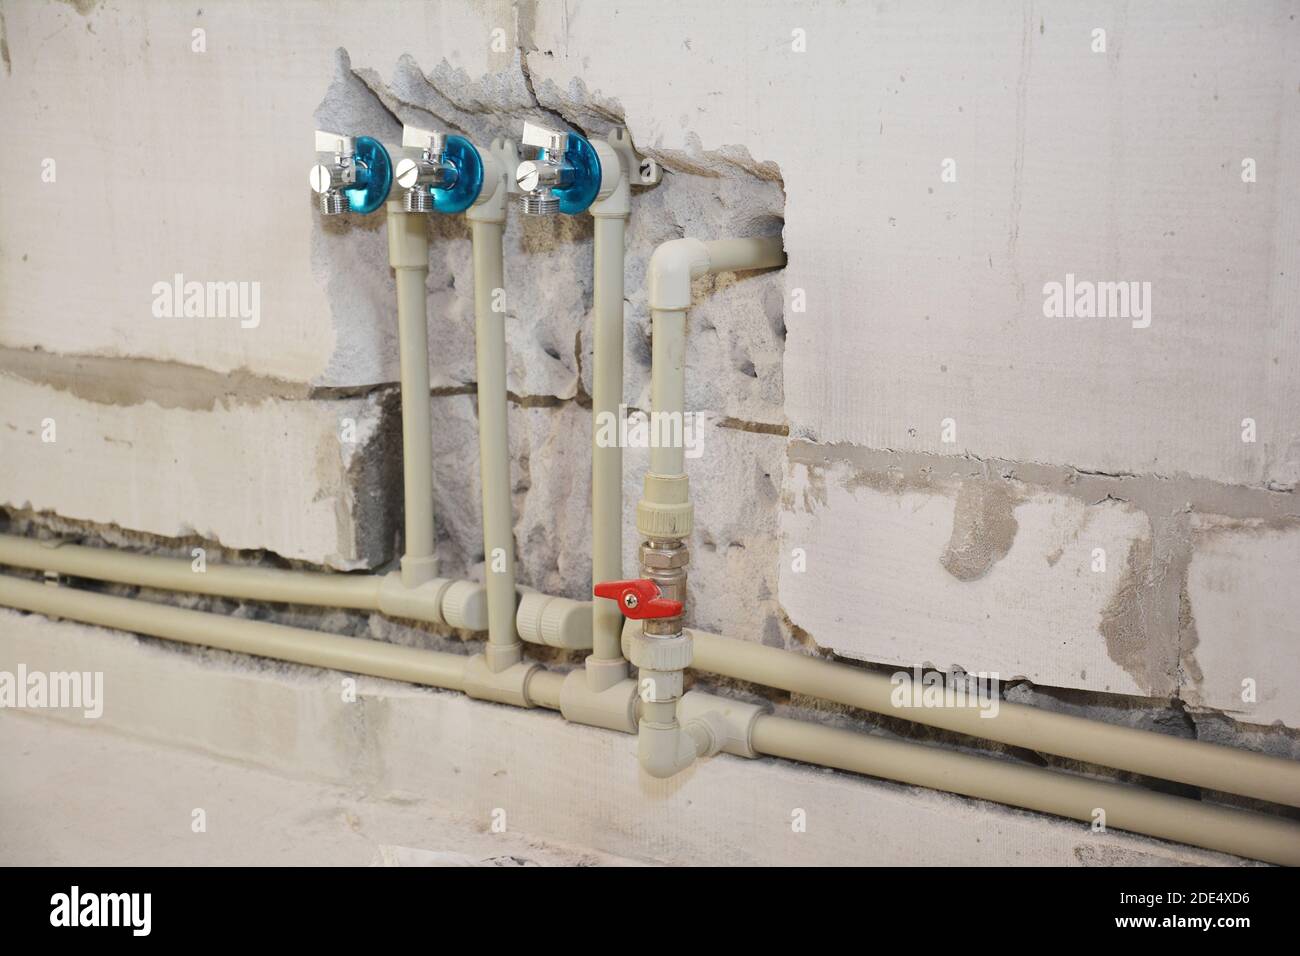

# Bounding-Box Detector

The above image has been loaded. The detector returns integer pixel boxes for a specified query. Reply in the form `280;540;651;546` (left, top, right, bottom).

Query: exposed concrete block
0;610;1244;866
1183;515;1300;729
525;1;1300;488
513;401;594;599
778;453;1166;696
0;374;398;569
420;394;595;594
427;396;788;639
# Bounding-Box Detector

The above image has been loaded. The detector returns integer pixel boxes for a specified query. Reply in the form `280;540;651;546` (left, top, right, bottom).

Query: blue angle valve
394;127;486;215
309;131;393;215
515;121;602;216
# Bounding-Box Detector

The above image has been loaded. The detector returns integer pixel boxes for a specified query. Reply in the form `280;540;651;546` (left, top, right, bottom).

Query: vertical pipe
648;308;688;479
591;214;628;674
471;218;521;667
388;205;437;587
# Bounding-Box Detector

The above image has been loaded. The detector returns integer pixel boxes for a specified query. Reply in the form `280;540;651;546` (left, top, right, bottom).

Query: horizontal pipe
0;533;488;630
0;574;467;691
526;669;565;711
0;533;380;609
7;530;1296;811
700;237;786;275
751;716;1300;867
4;574;1295;864
690;628;1300;809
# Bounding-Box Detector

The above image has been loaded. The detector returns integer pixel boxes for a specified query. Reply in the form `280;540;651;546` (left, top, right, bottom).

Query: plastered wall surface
0;0;1297;864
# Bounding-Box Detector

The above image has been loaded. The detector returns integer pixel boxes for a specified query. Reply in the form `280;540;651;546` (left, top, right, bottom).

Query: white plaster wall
1184;515;1300;728
778;458;1157;696
524;0;1300;489
0;0;502;385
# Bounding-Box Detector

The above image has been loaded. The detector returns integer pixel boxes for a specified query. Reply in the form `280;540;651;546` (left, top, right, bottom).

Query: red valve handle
593;578;683;620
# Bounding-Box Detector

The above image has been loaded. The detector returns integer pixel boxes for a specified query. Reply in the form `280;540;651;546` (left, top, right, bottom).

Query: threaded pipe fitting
403;188;435;213
519;192;560;216
319;190;348;215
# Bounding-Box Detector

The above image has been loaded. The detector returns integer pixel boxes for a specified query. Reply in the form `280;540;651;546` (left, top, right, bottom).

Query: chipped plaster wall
0;0;1297;864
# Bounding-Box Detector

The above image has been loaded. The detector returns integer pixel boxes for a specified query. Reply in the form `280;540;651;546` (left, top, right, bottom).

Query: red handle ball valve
593;579;683;620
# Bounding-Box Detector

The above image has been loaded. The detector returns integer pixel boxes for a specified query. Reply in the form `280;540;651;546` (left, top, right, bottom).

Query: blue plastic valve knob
342;136;393;214
551;132;601;215
425;135;485;214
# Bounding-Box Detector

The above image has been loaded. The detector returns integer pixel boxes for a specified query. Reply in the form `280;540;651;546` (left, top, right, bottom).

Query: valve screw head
309;164;334;193
623;593;639;611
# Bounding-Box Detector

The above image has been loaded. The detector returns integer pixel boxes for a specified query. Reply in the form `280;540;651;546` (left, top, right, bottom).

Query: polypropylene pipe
525;668;565;711
470;218;520;667
648;309;687;478
388;205;438;587
591;213;628;670
700;237;787;276
0;574;467;691
4;574;1294;863
643;236;786;480
10;526;1294;810
691;628;1300;809
0;533;380;609
0;533;488;629
751;715;1300;866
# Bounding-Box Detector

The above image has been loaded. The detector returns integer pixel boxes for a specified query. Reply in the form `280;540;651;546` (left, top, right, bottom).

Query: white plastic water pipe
3;572;1297;865
466;150;523;671
636;236;787;540
627;235;787;779
749;715;1300;866
585;136;638;691
686;625;1300;809
589;214;628;683
386;204;439;588
0;573;468;690
12;523;1293;812
0;533;491;629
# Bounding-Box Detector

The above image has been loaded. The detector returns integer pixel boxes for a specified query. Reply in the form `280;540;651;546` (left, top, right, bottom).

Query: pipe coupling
626;630;693;673
636;473;693;540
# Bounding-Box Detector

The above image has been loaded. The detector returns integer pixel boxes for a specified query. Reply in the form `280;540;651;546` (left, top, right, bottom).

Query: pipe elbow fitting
648;237;710;311
638;719;702;779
